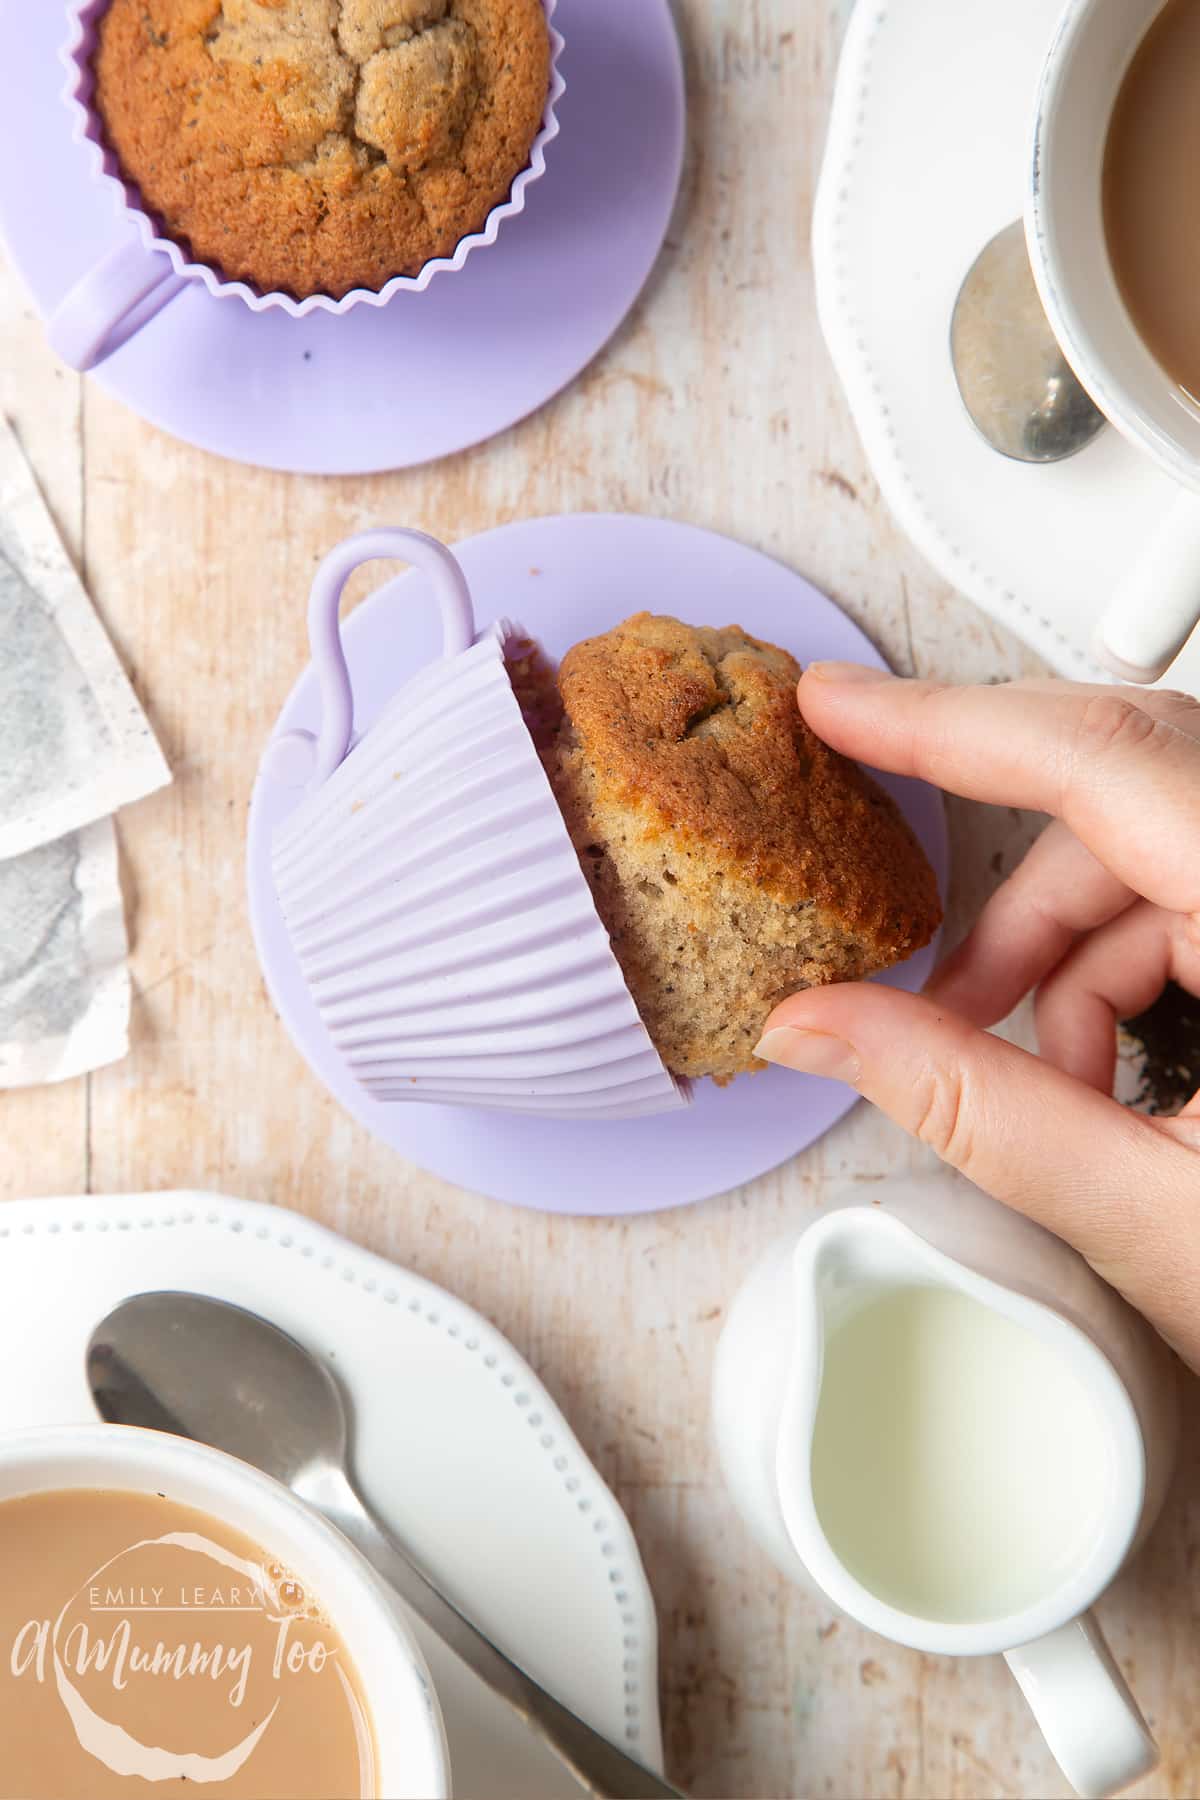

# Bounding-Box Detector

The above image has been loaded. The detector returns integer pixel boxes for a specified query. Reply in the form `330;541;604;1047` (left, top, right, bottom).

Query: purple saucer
247;516;949;1216
0;0;683;473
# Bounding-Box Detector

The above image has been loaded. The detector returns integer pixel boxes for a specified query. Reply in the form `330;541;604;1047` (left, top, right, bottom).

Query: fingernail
805;661;891;685
753;1027;861;1082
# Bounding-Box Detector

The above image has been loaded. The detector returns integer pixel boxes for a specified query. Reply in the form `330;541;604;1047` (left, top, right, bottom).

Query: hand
755;665;1200;1373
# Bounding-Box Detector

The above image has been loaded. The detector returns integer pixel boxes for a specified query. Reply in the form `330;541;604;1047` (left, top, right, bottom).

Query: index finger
799;669;1200;915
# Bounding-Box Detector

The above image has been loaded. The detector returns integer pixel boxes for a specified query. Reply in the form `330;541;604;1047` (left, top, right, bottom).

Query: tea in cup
1103;2;1200;409
0;1425;449;1799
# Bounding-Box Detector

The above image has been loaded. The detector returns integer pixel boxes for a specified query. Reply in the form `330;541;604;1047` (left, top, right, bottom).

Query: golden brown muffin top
555;613;941;953
93;0;550;299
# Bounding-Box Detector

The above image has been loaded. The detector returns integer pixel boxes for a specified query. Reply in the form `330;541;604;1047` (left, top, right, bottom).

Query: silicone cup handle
1004;1612;1158;1798
1094;491;1200;684
262;528;477;791
46;237;189;373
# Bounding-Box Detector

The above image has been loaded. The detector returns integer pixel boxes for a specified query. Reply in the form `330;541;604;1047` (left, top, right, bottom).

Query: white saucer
0;1190;664;1798
814;0;1200;694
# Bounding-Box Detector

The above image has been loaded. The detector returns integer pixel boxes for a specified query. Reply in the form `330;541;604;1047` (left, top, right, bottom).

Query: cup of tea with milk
0;1426;449;1798
713;1173;1180;1800
1028;0;1200;681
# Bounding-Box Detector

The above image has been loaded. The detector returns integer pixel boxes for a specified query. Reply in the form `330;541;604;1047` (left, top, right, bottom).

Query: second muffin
547;614;942;1084
93;0;552;299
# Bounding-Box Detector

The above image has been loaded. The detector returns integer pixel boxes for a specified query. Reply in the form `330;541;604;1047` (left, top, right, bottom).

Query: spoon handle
303;1468;683;1800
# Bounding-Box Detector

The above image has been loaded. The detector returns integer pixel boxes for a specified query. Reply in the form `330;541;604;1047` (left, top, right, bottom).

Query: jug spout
782;1204;986;1448
789;1204;949;1316
777;1207;971;1547
780;1205;932;1447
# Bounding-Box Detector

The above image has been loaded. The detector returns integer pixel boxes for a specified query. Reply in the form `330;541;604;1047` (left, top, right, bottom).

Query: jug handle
264;528;476;790
1004;1612;1157;1798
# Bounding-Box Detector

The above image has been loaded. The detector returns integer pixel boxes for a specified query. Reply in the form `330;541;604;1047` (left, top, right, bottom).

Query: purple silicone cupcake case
49;0;565;370
0;0;685;471
268;528;687;1122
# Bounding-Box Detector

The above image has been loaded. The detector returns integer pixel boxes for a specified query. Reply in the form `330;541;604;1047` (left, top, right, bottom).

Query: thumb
755;984;1197;1293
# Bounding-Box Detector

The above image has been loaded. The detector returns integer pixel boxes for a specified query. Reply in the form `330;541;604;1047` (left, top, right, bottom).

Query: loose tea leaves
1118;982;1200;1116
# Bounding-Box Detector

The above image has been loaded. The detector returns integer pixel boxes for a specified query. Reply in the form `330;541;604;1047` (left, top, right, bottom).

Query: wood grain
1;2;1196;1796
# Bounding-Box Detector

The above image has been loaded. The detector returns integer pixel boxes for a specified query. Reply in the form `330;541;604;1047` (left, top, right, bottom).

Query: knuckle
1072;693;1162;759
911;1058;977;1170
906;683;964;783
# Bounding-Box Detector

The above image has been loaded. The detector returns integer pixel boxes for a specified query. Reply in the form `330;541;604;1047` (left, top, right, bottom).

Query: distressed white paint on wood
1;2;1195;1795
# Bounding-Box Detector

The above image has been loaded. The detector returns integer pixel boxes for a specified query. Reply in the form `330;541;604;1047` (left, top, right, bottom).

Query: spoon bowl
951;220;1106;463
89;1289;348;1487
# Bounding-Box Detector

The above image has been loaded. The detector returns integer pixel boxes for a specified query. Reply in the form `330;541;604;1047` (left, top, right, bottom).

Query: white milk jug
712;1171;1179;1798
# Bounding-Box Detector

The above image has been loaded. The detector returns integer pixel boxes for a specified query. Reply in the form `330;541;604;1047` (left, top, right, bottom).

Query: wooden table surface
2;2;1198;1796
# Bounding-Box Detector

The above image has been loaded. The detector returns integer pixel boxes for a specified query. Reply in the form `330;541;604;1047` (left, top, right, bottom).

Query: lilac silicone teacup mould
267;529;688;1122
48;0;565;374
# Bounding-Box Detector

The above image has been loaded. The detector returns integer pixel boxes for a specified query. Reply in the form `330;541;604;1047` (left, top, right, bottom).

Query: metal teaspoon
87;1290;683;1800
950;220;1106;463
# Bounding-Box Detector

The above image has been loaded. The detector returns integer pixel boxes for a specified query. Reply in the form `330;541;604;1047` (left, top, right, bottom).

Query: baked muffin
547;615;942;1083
93;0;551;299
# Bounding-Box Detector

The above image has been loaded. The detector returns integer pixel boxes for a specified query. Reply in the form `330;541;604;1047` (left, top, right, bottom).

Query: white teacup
1028;0;1200;683
0;1424;450;1798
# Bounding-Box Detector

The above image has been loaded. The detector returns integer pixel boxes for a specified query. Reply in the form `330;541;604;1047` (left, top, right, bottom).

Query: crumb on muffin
546;613;942;1084
93;0;551;299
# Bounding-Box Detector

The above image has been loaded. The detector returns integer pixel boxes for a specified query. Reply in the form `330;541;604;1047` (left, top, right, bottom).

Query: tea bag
0;416;168;858
0;819;130;1087
0;420;168;1085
